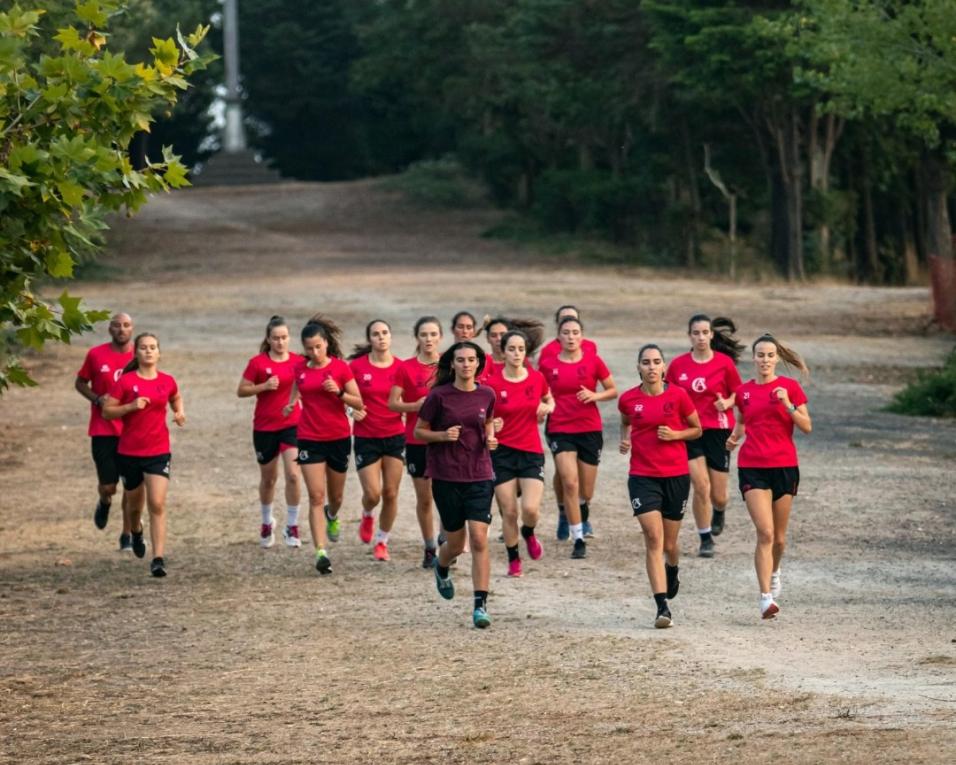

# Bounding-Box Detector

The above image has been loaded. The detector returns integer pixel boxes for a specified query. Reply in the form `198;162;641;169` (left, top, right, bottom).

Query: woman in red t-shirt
667;314;744;558
237;315;303;550
478;315;543;384
348;319;405;562
103;333;185;578
284;315;364;576
450;310;477;343
727;334;812;620
618;344;701;628
485;330;553;577
538;316;617;560
388;316;442;568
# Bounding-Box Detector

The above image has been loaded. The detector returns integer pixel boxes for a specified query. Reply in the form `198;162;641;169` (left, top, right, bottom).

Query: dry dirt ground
1;181;955;764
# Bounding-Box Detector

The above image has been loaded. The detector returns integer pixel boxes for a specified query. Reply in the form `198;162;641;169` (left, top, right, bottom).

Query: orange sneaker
373;541;390;562
359;513;375;544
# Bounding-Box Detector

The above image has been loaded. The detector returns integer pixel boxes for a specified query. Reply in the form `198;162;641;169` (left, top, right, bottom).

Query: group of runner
76;307;811;629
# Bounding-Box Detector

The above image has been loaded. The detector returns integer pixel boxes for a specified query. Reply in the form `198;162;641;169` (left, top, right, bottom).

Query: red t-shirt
484;369;550;453
419;383;496;481
349;355;404;439
538;353;612;433
618;385;696;478
294;357;354;442
667;352;742;431
241;352;302;431
735;377;808;468
538;337;597;363
77;343;134;436
478;356;500;384
394;357;437;446
109;371;179;457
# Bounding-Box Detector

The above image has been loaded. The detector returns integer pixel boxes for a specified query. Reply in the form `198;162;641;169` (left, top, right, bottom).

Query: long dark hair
413;315;442;355
451;310;477;331
259;315;288;354
435;341;486;386
348;318;390;360
499;329;542;359
122;332;159;374
482;315;544;355
688;314;744;363
557;315;583;336
301;314;344;359
554;304;579;324
751;333;809;376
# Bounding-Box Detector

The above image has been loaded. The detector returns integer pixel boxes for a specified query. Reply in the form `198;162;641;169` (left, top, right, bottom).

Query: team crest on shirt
100;364;110;373
678;372;688;381
692;377;707;392
663;402;675;414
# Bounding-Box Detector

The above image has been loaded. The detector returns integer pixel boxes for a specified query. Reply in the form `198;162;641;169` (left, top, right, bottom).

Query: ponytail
752;333;810;376
123;332;159;374
688;314;744;363
483;315;544;356
259;315;287;354
348;318;391;360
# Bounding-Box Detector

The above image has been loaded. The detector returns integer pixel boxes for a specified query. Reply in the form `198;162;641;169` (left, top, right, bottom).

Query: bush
380;157;488;208
886;349;956;417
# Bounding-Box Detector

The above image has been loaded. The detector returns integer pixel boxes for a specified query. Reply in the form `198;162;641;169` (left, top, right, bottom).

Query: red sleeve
594;355;611;380
109;376;126;401
726;357;743;392
539;374;550;399
241;356;259;383
339;359;355;383
77;350;94;381
169;376;179;398
789;379;808;407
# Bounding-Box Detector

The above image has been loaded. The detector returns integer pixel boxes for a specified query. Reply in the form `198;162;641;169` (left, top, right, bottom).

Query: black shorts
738;466;800;501
686;428;731;472
253;426;297;465
118;453;171;491
354;434;405;469
297;438;351;473
431;479;494;532
628;474;690;522
492;445;545;485
546;431;603;466
91;436;120;485
405;444;427;479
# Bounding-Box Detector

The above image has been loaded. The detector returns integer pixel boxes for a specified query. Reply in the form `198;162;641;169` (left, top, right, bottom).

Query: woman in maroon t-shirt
103;333;185;578
284;315;364;576
237;315;303;550
727;334;811;620
388;316;443;568
618;344;701;628
415;341;498;629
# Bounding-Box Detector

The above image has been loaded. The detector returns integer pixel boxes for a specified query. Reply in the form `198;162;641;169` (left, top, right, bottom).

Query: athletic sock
506;544;520;562
260;503;274;524
424;537;437;550
474;590;488;610
520;524;534;540
286;505;299;527
437;564;450;579
579;501;590;523
570;522;584;541
653;593;668;609
760;592;774;609
374;529;389;545
362;509;374;518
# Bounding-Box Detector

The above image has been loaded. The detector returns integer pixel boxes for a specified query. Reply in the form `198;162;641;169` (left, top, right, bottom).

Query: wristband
787;403;797;413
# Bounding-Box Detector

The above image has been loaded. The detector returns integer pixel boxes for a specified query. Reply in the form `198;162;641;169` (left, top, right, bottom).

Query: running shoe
373;542;390;562
525;533;543;561
150;557;167;578
711;509;725;537
473;607;491;629
698;536;715;558
583;520;594;538
119;533;133;553
556;510;569;541
434;567;454;600
324;504;340;543
507;558;522;577
665;563;680;600
314;549;332;575
131;530;146;559
359;513;375;544
654;604;673;629
770;569;782;599
761;598;779;620
422;547;437;569
283;525;301;548
94;499;110;530
260;519;276;549
571;538;587;559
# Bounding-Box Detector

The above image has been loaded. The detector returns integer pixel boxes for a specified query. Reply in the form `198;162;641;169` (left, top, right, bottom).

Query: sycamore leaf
0;168;34;196
58;291;87;331
76;1;108;28
54;26;95;55
150;37;179;77
4;362;39;388
164;161;190;188
45;250;74;278
57;180;85;208
186;23;210;49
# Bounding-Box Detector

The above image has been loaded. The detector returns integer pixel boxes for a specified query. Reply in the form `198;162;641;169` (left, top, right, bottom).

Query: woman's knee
755;526;774;546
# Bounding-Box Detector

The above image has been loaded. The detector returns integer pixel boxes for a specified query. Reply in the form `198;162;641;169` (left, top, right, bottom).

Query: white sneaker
760;595;779;620
770;569;782;598
260;518;276;548
283;525;302;548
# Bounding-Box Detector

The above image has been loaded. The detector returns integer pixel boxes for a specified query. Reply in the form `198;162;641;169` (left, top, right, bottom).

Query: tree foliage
0;1;214;391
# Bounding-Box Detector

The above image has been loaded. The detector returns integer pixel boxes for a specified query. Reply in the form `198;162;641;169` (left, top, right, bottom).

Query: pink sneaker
359;514;375;544
525;533;543;561
507;558;522;577
260;520;275;549
373;541;390;562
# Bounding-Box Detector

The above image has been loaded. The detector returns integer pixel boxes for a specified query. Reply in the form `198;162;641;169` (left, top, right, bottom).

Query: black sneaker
698;535;715;558
150;557;167;577
571;538;587;559
655;603;673;629
665;563;680;599
711;509;725;537
422;547;437;569
119;533;133;553
131;530;147;559
314;549;332;575
94;499;110;530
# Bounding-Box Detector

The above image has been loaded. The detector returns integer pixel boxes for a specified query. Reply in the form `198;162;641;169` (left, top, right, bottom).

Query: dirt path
1;181;954;764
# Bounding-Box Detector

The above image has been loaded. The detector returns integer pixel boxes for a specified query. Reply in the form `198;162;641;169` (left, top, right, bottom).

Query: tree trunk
680;118;700;268
922;153;956;330
768;106;805;280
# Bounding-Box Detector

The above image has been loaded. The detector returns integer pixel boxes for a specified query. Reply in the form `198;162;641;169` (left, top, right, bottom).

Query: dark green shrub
886;349;956;417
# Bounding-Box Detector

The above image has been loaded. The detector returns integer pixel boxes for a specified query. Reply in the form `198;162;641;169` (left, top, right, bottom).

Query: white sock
286;505;299;527
570;523;584;541
760;592;774;609
374;529;389;545
260;503;274;524
698;527;711;535
362;509;374;518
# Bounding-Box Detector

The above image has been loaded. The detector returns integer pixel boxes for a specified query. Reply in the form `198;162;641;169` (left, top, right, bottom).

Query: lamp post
222;0;246;152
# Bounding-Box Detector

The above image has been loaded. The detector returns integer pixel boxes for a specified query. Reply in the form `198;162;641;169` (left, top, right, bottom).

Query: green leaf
163;160;190;189
57;180;85;208
150;36;179;76
45;250;74;278
54;26;95;55
58;290;87;331
0;168;33;196
76;1;108;28
4;362;38;388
